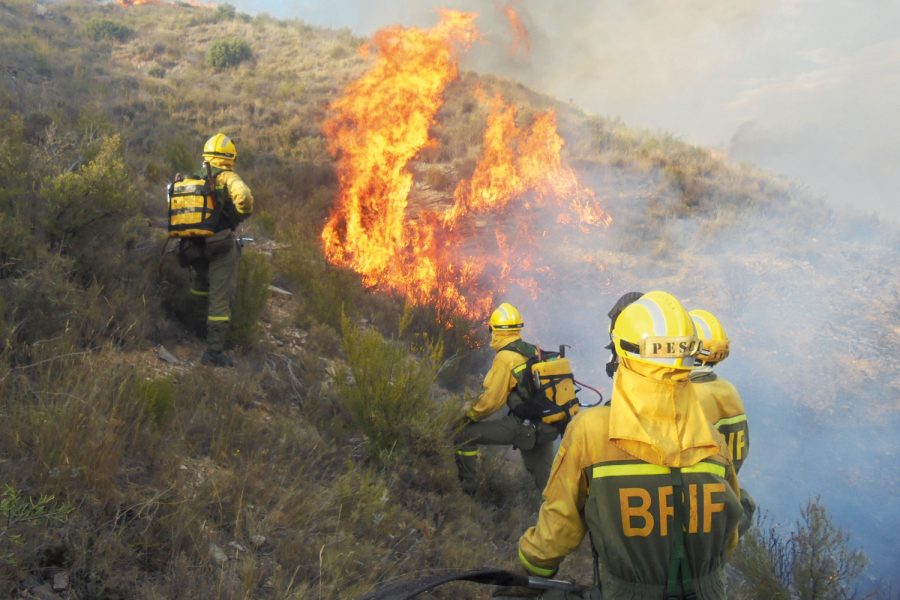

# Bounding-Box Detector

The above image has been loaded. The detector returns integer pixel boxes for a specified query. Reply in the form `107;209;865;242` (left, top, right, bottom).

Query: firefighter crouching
454;302;560;495
175;133;253;367
514;291;743;600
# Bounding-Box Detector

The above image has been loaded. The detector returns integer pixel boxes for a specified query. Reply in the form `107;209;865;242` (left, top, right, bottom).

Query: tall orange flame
321;10;610;323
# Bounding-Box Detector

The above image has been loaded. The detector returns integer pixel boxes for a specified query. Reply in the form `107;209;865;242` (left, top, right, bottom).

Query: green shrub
84;18;134;43
335;314;443;462
228;249;271;349
38;135;135;283
275;234;367;330
148;66;166;79
206;38;252;69
214;3;236;20
139;377;177;428
727;498;869;599
0;485;74;569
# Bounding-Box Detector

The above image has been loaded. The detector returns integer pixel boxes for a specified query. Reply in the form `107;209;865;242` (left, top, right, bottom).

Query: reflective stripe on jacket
519;407;742;596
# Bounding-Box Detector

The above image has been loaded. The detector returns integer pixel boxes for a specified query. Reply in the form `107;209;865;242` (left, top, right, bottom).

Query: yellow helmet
202;133;237;163
489;302;524;331
612;290;699;370
689;309;730;365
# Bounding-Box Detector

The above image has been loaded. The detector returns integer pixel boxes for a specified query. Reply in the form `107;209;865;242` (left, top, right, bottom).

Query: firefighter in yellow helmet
453;302;560;495
690;309;755;535
689;309;749;473
512;291;743;600
177;133;254;367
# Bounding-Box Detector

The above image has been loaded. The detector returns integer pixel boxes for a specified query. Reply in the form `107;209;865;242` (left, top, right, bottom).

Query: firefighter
177;133;254;367
689;309;749;472
454;302;560;494
690;309;755;533
513;291;743;600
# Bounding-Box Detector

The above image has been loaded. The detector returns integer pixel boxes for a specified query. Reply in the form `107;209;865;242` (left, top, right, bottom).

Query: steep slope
0;1;897;597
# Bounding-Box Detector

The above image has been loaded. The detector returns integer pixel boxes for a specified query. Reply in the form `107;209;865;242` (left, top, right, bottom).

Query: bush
84;18;134;43
206;38;252;69
228;248;271;349
214;3;236;20
727;498;869;600
138;377;177;428
38;135;135;283
335;315;444;462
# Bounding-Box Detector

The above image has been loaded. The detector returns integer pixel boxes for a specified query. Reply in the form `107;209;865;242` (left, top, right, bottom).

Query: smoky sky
232;0;900;224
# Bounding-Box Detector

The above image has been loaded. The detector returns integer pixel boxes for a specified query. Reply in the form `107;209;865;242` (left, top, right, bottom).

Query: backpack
167;162;221;238
503;340;580;427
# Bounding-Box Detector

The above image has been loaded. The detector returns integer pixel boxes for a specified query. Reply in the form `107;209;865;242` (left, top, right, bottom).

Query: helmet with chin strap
489;302;524;332
611;290;700;371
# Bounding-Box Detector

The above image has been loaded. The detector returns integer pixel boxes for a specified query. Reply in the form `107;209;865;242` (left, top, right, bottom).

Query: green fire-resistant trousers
454;414;559;494
188;238;239;352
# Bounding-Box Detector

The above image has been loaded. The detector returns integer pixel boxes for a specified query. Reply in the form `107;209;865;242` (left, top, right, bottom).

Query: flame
502;2;531;58
321;10;610;323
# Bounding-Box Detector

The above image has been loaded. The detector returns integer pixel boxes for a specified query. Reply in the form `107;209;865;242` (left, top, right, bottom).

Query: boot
455;450;478;495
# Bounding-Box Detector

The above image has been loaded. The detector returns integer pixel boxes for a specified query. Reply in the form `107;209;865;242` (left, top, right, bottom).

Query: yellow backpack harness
504;340;580;429
167;162;221;238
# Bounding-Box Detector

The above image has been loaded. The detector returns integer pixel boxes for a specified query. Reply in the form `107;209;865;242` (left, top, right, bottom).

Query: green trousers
454;414;559;493
188;238;239;352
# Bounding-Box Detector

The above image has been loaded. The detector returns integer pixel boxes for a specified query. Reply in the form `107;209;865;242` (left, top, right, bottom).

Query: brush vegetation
0;1;894;598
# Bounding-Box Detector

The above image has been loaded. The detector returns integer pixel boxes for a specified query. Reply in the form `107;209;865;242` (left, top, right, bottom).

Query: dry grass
0;1;894;597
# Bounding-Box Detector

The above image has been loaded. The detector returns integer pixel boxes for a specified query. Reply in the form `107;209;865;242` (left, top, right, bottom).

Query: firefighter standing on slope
454;302;560;494
509;291;743;600
689;308;755;534
177;133;254;367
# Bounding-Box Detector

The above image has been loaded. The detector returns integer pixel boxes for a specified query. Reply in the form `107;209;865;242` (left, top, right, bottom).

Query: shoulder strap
667;468;697;600
499;339;538;358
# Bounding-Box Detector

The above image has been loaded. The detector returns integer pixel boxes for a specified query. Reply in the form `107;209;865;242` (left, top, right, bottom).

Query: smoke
495;185;900;588
230;0;900;585
243;0;900;223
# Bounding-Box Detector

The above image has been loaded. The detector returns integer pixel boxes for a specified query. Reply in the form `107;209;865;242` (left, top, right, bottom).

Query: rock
268;284;293;298
209;543;228;566
51;571;69;591
157;345;180;364
250;534;267;548
28;584;62;600
228;541;247;553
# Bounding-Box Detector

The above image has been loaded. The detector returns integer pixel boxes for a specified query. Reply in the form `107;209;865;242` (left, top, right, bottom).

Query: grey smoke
237;0;900;224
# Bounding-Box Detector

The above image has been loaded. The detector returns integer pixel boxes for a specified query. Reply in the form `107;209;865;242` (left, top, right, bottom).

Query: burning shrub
205;38;252;69
84;18;134;43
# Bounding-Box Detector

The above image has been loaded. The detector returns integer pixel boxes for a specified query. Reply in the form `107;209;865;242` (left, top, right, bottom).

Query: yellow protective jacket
207;156;254;219
691;368;749;473
518;359;742;598
466;330;530;422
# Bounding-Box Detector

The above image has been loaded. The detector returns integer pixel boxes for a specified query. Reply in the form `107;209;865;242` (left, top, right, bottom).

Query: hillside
1;1;897;598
